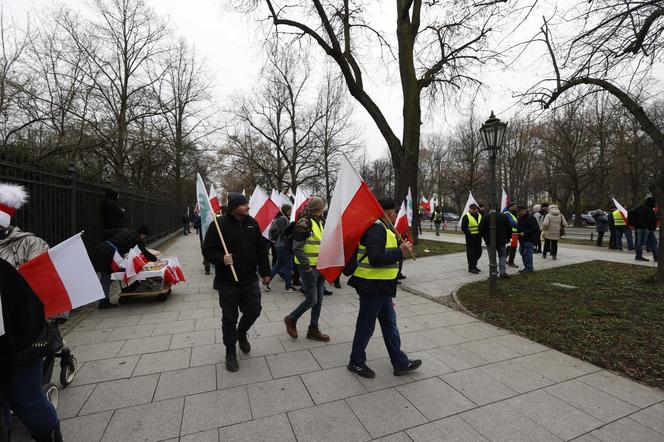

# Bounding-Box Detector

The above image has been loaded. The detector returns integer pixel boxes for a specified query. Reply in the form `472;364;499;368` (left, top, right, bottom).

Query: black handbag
15;321;63;364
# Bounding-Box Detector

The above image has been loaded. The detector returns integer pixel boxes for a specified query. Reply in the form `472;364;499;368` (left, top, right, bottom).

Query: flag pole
384;213;417;261
210;213;239;282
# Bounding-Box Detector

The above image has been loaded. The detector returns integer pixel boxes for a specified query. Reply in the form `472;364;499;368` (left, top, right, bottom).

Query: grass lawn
413;238;465;258
457;260;664;389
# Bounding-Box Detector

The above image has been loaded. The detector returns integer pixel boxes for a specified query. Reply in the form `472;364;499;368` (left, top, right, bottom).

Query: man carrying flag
283;196;331;342
347;197;421;378
203;193;271;372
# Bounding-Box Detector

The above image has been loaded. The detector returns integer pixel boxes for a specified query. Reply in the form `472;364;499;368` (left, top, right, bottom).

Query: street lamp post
480;112;507;296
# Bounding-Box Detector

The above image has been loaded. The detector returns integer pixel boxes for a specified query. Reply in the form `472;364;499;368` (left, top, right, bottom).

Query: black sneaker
334;281;341;289
635;257;650;262
323;289;333;296
98;300;118;309
499;273;511;279
394;359;422;376
468;268;480;274
397;273;407;280
347;363;376;378
226;347;239;372
237;334;251;354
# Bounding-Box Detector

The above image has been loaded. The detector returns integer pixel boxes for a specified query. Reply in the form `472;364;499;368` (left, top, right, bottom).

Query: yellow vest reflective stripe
507;212;518;232
294;218;323;266
353;221;400;280
613;210;626;227
464;213;482;234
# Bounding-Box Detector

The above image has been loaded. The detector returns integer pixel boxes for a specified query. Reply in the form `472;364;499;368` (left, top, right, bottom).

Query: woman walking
541;204;568;260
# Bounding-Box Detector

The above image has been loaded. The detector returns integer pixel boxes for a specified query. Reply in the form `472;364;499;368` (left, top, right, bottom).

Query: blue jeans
271;247;294;289
636;228;659;259
614;228;634;250
289;266;325;327
99;271;112;301
519;241;534;272
350;293;409;370
1;359;59;440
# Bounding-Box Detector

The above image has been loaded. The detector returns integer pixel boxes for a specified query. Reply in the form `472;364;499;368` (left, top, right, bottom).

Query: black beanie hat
227;193;249;212
378;197;395;210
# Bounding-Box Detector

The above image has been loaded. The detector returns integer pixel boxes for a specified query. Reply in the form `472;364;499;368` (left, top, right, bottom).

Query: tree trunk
573;184;583;227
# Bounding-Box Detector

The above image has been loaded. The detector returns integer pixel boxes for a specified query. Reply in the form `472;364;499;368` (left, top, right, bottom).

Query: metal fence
0;160;183;250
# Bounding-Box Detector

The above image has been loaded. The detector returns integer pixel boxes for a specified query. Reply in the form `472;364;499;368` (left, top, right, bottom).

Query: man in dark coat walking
517;206;539;273
478;210;513;278
203;193;271;372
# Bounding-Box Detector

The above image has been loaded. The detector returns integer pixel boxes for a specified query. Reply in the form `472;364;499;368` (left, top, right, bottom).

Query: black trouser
217;281;262;348
534;237;542;253
596;231;605;247
507;244;517;264
543;239;558;257
465;234;482;269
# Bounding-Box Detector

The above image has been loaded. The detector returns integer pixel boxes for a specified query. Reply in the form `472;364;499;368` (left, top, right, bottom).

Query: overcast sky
6;0;661;160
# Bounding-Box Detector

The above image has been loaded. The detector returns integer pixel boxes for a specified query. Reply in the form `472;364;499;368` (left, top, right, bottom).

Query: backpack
268;219;280;242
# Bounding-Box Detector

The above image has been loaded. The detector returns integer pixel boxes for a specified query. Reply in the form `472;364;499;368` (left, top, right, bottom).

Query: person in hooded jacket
593;209;609;247
541;204;568;260
101;187;125;240
632;196;659;262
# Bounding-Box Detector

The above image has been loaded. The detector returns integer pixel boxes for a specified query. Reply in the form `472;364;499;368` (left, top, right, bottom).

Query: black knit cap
378;197;395;210
227;193;249;212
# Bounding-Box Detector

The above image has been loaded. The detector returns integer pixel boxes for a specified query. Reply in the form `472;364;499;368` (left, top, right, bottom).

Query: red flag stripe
19;251;73;317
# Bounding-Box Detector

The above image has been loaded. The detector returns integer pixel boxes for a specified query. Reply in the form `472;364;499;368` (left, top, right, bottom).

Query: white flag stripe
462;191;479;216
249;186;270;218
49;233;104;309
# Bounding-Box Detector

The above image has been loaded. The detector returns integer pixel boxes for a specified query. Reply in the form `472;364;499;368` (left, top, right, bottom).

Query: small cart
111;258;178;303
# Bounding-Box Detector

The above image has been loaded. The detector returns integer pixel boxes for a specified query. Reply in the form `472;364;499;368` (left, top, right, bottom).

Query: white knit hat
0;183;28;228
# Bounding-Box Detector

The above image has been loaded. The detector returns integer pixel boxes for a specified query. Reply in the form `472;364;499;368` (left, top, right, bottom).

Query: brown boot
306;326;330;342
284;315;298;338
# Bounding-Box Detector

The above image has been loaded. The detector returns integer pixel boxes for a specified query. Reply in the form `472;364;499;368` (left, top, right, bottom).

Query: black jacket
101;189;125;237
348;221;403;297
461;212;481;236
0;258;46;389
632;204;657;230
90;227;157;272
203;213;270;287
518;213;540;243
478;212;512;246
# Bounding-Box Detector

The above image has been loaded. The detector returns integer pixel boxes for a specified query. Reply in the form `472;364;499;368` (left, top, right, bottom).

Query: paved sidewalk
402;232;657;301
16;234;662;441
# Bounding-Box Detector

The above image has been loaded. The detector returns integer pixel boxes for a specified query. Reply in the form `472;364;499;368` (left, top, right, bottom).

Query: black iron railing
0;160;183;250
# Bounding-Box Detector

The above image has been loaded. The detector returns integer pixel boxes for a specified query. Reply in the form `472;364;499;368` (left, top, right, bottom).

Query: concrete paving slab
117;334;172;357
346;388;427;438
217;414;295;442
71;355;140;386
442;367;519;406
154;365;217;400
70;340;125;363
397;377;476;420
265;349;320;378
246;376;314;419
81;374;159;414
133;348;191;376
578;371;664;408
181;387;251;435
61;411;113;442
589;417;664;442
216;356;272;389
56;384;96;419
101;397;184;442
300;366;367;404
288;400;371;442
407;415;489;442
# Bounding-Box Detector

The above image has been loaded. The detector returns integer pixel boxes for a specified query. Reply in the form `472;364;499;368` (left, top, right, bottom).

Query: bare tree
250;0;515;240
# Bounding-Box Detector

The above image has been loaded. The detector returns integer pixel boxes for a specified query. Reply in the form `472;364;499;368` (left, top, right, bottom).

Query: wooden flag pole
211;213;239;282
383;215;417;261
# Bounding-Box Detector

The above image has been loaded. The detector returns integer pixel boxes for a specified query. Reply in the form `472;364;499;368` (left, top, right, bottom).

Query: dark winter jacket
348;221;403;297
269;214;291;248
0;258;46;389
202;213;270;287
101;188;125;239
478;212;513;246
593;212;610;233
632;200;657;230
90;227;157;272
518;212;540;243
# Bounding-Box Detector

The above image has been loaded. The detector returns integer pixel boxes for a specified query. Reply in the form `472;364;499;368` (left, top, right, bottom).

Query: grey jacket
0;227;49;267
270;215;290;248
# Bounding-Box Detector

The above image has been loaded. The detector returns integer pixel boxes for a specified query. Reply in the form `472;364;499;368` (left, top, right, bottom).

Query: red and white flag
500;187;510;212
123;246;148;282
270;189;282;207
110;250;124;272
250;186;281;239
612;197;629;224
395;200;411;240
420;196;431;213
316;156;384;283
169;256;186;281
291;187;311;222
209;184;221;214
18;233;104;317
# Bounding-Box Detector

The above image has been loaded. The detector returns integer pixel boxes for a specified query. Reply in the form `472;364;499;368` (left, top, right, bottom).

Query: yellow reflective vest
353;221;400;280
294;218;323;266
464;212;482;235
506;212;518;232
613;210;626;227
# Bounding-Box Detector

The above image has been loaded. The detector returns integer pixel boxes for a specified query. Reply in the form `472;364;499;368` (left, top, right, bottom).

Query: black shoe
635;256;649;262
348;363;376;378
474;267;482;272
394;359;422;376
323;289;333;296
397;273;406;280
226;347;239;372
499;273;511;279
98;300;118;309
237;334;251;354
508;263;519;268
334;281;341;289
468;268;480;274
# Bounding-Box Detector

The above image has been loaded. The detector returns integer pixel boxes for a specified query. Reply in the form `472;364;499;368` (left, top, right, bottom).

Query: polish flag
123;246;147;282
316;156;384;283
420;196;431;213
164;266;178;286
462;191;479;216
169;256;186;281
209;185;221;214
395;200;412;241
18;233;104;317
250;186;281;239
110;250;124;272
291;187;311;223
500;188;510;212
612;197;629;224
270;189;282;207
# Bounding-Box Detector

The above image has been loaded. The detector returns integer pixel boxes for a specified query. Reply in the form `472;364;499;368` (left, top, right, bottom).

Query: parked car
443;212;460;222
570;212;597;226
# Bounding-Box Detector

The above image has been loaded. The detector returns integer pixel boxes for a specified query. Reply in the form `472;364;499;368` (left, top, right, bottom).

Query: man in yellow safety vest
346;197;421;378
284;196;330;342
461;203;483;274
